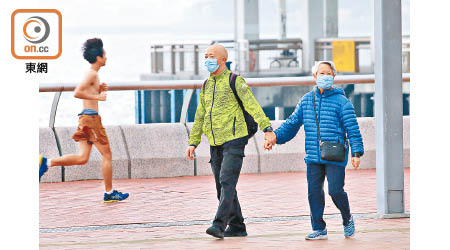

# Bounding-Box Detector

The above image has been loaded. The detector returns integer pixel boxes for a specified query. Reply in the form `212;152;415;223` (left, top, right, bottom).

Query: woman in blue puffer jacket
264;61;364;240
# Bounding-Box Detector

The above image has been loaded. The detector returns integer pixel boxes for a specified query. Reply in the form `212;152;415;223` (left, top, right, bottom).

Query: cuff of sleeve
273;130;281;144
352;152;363;157
263;126;273;133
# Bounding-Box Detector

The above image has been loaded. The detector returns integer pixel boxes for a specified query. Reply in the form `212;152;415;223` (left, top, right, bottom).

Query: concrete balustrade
54;126;129;182
121;123;193;178
254;121;307;172
343;116;410;169
39;117;410;182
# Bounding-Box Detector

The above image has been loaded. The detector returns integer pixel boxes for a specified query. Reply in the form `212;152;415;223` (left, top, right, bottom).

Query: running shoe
103;190;129;203
305;228;328;240
344;215;355;238
39;155;48;182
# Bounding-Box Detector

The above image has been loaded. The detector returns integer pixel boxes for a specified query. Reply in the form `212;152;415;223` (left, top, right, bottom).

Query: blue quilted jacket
274;86;364;167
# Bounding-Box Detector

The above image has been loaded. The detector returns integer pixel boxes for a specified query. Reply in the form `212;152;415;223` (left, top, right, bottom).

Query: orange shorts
72;115;109;145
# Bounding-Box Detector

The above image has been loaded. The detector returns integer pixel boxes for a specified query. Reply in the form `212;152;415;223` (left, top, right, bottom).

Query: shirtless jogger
39;38;129;203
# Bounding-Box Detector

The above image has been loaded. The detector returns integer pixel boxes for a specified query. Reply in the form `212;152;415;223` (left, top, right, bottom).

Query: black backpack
202;73;259;138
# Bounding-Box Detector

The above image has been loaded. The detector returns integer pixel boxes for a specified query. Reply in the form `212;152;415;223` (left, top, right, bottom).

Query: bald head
205;44;228;60
204;44;228;75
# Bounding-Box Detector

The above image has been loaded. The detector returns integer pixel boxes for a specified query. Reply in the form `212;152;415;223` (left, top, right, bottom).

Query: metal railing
40;73;410;181
315;36;410;73
40;73;410;128
149;38;304;76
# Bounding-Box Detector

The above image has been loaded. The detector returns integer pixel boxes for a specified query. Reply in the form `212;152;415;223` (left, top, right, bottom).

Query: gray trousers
210;137;247;232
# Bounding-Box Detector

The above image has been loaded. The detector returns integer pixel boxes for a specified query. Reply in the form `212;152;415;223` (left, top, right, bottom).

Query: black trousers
210;137;247;232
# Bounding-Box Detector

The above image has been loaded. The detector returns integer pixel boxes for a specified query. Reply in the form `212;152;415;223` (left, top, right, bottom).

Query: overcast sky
37;0;410;126
40;0;410;40
37;0;410;84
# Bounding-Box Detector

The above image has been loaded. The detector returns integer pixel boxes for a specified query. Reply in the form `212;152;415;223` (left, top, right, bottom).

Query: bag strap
202;79;208;92
312;91;322;144
229;73;246;113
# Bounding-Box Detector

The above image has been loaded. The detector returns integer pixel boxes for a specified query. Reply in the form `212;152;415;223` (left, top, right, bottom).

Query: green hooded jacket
188;69;271;147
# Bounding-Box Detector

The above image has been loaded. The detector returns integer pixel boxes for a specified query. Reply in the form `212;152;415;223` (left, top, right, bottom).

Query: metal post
275;107;284;120
150;90;160;123
151;46;157;73
234;0;259;73
180;89;194;126
374;0;404;216
370;0;375;73
142;90;152;123
179;45;185;71
194;45;199;75
160;90;171;123
49;91;65;182
170;90;176;123
300;0;324;72
135;90;141;123
324;0;338;61
278;0;287;40
179;89;197;176
151;46;164;73
171;45;176;75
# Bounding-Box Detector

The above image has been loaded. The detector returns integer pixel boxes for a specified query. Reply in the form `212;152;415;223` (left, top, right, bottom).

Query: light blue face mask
316;75;334;89
205;58;220;73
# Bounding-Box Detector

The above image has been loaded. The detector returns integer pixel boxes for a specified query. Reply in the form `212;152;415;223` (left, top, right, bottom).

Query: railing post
194;45;199;75
49;91;65;182
180;89;194;126
179;45;185;72
171;45;176;75
179;89;196;176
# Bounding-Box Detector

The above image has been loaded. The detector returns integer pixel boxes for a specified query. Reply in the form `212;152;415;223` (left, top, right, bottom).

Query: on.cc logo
11;9;62;60
23;16;50;44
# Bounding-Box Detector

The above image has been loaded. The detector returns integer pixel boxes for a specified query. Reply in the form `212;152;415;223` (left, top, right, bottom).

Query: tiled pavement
40;168;410;249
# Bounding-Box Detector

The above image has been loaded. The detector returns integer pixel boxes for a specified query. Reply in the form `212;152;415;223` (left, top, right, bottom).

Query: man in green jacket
186;44;273;239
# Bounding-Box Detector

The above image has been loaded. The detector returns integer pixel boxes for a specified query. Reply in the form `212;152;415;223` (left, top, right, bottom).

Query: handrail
39;73;410;92
40;73;410;132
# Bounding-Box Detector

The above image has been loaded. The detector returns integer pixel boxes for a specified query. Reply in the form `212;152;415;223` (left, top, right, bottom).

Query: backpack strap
202;79;208;92
229;73;245;112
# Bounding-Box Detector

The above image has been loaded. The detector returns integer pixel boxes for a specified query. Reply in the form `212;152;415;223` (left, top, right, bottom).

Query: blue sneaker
305;229;328;240
104;190;129;203
344;215;355;238
39;155;48;182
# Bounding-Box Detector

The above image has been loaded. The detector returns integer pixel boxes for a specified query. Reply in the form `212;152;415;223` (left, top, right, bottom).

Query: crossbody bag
313;92;347;162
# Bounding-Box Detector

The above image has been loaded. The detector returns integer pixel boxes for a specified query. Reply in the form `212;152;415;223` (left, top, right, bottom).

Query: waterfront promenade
40;168;410;249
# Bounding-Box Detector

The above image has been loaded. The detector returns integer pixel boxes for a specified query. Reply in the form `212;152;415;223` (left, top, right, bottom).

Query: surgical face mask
316;75;334;89
204;58;220;73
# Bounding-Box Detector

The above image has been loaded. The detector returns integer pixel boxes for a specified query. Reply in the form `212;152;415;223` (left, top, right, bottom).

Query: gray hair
311;61;337;75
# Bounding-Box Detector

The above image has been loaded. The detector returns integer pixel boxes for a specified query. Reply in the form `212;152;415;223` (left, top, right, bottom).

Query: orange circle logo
23;16;50;44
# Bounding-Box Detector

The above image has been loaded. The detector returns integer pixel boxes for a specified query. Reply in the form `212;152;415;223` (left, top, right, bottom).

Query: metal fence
148;39;304;77
315;36;410;73
40;73;410;129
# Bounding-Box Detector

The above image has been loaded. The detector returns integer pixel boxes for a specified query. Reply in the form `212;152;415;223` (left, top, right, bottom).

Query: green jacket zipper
210;78;217;145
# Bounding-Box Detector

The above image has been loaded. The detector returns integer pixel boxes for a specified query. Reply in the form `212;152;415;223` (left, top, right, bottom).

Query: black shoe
206;226;224;239
224;227;248;237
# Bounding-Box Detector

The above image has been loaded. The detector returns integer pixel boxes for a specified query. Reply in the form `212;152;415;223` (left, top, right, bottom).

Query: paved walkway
40;169;410;249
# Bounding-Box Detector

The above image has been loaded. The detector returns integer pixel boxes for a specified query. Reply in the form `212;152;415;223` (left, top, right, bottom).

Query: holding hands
264;131;277;151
